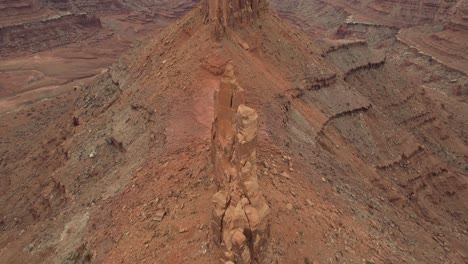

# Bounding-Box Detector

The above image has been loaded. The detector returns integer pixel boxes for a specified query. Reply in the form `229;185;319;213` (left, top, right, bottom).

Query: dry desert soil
0;0;467;263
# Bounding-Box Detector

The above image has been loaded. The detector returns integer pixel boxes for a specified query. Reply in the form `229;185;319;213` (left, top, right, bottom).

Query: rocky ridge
211;64;270;264
0;0;466;263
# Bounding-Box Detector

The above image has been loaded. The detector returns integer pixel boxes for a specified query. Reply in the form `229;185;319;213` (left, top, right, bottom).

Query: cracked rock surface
210;63;270;264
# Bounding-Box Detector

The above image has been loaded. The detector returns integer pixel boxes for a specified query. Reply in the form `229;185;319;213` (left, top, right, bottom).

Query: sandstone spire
211;63;270;264
203;0;269;28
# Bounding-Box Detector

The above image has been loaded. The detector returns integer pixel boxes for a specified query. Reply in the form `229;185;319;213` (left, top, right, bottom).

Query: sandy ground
0;1;466;264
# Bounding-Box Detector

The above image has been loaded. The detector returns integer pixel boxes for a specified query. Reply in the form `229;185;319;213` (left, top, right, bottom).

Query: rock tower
210;63;270;264
203;0;269;28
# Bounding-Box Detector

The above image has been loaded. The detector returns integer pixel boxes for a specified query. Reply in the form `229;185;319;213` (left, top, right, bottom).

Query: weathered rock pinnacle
211;63;270;264
203;0;269;28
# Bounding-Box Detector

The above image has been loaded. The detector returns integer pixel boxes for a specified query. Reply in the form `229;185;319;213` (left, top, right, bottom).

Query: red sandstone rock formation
211;64;270;264
203;0;269;28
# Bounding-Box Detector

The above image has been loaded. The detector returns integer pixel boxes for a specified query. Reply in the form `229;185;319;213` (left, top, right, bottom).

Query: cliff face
0;0;108;24
203;0;269;28
0;13;101;57
0;0;40;15
271;0;463;27
366;0;460;24
447;0;468;30
45;0;127;14
0;0;198;57
0;0;50;25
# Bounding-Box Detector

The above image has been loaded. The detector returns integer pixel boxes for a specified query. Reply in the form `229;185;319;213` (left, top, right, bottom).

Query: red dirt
0;1;467;264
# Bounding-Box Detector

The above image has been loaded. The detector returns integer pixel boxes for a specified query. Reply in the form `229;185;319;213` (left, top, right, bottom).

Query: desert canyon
0;0;467;263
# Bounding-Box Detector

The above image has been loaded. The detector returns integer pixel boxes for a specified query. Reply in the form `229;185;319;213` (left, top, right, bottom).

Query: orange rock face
203;0;269;28
210;64;270;264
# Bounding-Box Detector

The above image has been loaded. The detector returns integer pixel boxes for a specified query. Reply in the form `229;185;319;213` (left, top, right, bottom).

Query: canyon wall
446;0;468;30
366;0;459;23
211;64;270;264
0;0;50;25
44;0;127;14
278;0;464;27
0;0;41;16
0;0;199;58
0;0;124;26
0;13;101;57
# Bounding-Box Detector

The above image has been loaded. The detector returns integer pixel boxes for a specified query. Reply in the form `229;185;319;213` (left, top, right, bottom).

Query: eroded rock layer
45;0;127;14
0;0;40;15
211;64;270;264
203;0;269;28
0;13;101;57
366;0;459;24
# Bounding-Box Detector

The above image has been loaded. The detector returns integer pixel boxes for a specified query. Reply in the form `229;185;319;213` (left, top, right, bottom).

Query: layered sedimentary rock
0;0;126;25
0;0;50;25
367;0;459;24
0;13;101;57
203;0;269;28
211;64;270;264
45;0;127;14
0;0;41;17
446;0;468;30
